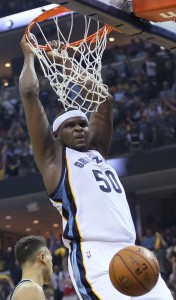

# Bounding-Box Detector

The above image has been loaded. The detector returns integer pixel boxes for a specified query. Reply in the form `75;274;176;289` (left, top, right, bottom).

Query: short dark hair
15;235;47;266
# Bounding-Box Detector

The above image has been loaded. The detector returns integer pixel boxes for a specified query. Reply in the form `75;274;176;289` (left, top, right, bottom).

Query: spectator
0;274;14;300
60;259;78;300
52;265;64;300
0;251;6;272
141;227;157;251
159;81;173;100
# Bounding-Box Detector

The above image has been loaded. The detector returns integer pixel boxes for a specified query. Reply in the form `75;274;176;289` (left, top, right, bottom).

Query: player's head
53;109;90;151
15;235;53;284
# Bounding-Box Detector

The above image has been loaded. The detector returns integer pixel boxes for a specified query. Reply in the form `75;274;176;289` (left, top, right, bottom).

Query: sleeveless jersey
49;147;136;246
10;279;47;300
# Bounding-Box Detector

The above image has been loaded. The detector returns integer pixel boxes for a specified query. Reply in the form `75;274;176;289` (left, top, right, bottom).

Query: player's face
58;117;90;151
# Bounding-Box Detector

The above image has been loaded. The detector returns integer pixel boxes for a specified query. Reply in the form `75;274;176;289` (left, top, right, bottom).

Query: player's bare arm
47;40;114;158
19;35;62;194
88;95;113;159
13;282;45;300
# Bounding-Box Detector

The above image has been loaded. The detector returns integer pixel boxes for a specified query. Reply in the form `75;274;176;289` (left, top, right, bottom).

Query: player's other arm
88;95;113;159
19;35;61;194
14;283;45;300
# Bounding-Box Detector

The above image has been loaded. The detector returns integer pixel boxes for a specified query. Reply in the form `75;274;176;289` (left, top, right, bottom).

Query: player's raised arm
46;41;113;155
46;41;114;159
19;35;62;193
88;95;113;159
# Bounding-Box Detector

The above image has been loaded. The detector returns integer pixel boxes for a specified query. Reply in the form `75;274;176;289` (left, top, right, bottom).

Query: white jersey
49;147;136;245
49;148;174;300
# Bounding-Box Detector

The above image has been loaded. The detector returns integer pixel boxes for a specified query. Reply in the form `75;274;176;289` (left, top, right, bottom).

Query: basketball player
10;235;53;300
19;35;173;300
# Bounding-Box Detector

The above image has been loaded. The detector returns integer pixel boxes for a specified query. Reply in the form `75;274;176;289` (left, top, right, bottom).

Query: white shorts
68;241;173;300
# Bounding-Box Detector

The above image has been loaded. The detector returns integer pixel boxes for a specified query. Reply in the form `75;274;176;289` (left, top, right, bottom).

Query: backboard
47;0;176;51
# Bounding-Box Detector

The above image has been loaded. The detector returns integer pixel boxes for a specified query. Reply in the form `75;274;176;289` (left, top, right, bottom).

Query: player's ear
39;252;47;265
53;131;60;139
53;131;57;138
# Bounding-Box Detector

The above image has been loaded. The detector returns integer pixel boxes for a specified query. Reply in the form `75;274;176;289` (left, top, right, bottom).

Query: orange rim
25;5;113;51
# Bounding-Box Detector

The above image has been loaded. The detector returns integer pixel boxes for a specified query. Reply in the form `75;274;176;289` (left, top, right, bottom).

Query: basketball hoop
25;6;113;112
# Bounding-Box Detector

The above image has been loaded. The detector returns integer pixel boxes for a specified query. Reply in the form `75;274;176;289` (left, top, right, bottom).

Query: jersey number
92;169;122;193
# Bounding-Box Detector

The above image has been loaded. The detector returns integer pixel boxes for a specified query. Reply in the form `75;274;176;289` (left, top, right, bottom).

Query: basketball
109;245;160;297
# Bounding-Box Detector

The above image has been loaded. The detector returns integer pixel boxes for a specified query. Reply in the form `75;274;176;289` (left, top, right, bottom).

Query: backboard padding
47;0;176;51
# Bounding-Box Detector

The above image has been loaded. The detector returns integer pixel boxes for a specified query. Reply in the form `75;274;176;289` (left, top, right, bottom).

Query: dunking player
19;35;173;300
10;236;53;300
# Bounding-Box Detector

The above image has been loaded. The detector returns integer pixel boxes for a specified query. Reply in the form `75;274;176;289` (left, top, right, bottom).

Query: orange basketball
109;245;160;296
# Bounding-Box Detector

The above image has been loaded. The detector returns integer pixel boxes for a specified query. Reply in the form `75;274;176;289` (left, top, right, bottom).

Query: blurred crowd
1;226;176;299
102;39;176;155
140;225;176;299
0;39;176;180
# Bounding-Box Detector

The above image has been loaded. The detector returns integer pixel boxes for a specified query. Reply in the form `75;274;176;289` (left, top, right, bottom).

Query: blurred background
0;0;176;299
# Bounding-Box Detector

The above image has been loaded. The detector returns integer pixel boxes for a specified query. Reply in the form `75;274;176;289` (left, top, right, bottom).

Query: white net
26;9;111;112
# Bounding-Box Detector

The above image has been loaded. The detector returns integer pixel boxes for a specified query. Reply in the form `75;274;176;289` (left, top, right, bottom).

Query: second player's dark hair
15;235;47;266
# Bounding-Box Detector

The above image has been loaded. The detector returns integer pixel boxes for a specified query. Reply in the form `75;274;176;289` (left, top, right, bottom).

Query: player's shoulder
14;281;45;300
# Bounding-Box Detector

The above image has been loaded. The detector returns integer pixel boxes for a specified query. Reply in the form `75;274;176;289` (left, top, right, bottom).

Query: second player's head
15;235;53;284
